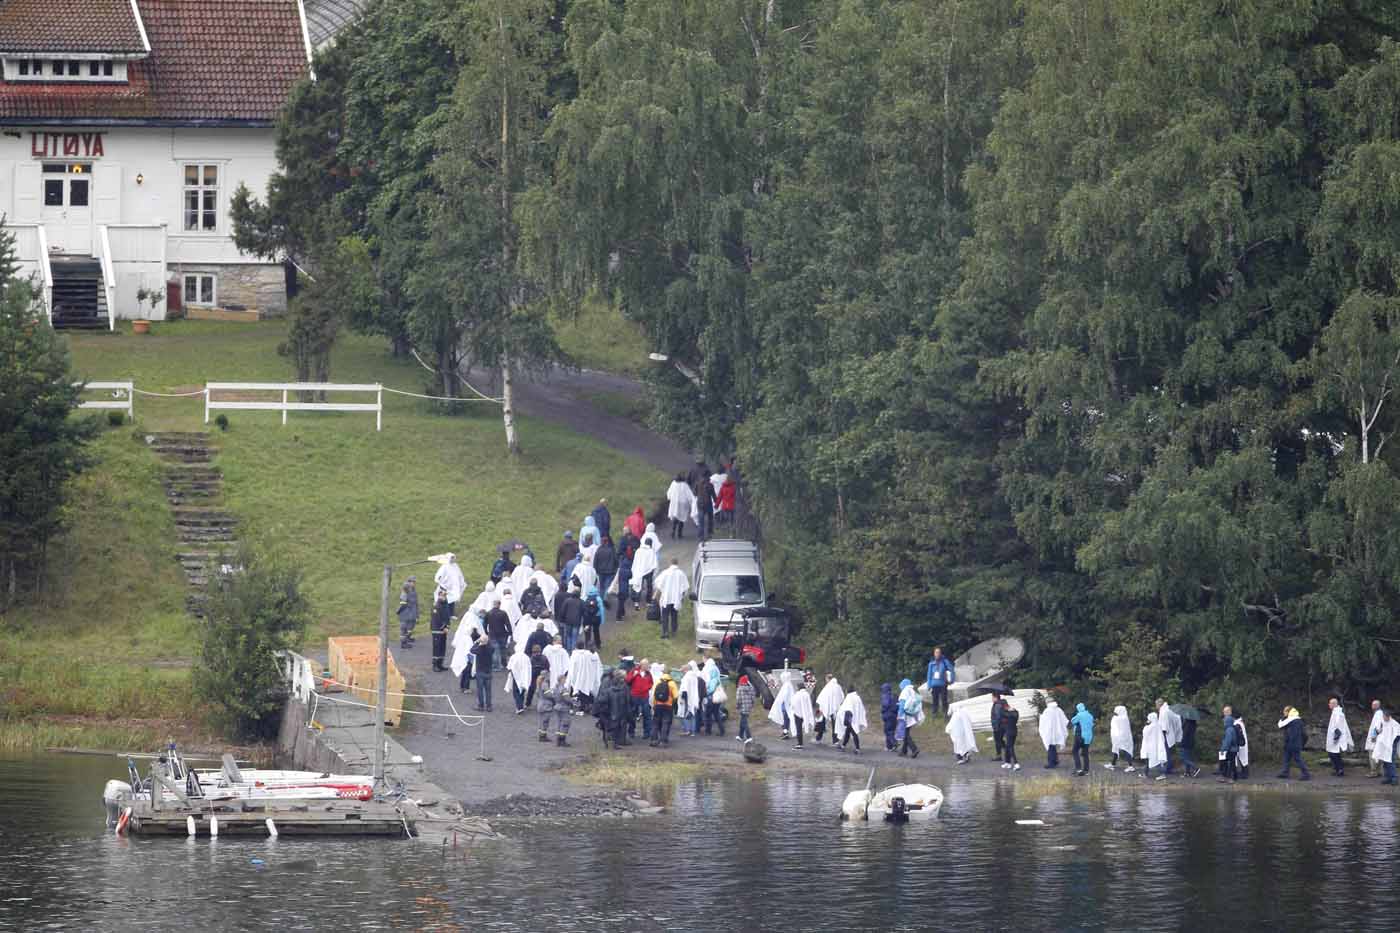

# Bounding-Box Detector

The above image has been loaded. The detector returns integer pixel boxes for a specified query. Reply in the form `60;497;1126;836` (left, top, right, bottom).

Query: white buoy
187;816;196;836
265;818;278;838
210;816;219;838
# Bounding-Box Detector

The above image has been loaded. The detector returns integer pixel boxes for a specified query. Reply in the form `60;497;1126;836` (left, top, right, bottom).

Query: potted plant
133;286;165;334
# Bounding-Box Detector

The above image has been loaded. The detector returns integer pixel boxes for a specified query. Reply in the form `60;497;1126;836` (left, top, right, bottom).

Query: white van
690;540;766;649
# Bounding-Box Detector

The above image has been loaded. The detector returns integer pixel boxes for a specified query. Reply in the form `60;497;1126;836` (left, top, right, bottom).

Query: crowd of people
397;548;1399;782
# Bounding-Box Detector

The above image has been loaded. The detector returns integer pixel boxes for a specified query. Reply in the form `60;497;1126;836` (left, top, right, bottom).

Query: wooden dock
128;798;411;837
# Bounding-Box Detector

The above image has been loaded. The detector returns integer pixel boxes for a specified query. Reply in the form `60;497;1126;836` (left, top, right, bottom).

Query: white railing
77;381;134;421
205;382;383;431
96;225;117;331
277;649;319;705
10;224;53;324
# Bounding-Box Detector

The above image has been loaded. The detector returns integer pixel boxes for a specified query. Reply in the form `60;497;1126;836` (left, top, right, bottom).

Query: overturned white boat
841;770;943;823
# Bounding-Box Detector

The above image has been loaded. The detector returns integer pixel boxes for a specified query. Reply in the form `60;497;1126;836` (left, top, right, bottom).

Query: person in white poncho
653;558;689;639
1039;699;1069;769
504;644;534;713
815;675;845;746
449;611;484;685
1106;706;1136;772
640;522;662;553
567;645;603;714
666;473;695;539
679;661;703;736
769;670;797;738
1140;711;1168;779
836;689;868;754
630;539;659;608
543;636;571;688
1374;711;1400;785
1325;696;1353;777
509;554;535;602
1365;699;1384;777
946;705;977;764
433;553;466;618
788;682;816;749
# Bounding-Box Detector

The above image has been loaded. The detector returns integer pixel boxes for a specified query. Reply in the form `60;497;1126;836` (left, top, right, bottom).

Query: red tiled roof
0;0;309;125
0;0;147;54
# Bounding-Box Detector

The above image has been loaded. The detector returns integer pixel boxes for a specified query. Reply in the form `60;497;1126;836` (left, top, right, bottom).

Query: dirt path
472;364;695;475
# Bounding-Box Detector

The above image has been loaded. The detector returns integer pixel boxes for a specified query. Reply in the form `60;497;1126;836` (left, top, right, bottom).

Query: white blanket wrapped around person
504;647;534;697
450;611;485;678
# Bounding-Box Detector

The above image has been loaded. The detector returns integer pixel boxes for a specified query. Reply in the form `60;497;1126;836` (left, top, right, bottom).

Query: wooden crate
327;635;406;726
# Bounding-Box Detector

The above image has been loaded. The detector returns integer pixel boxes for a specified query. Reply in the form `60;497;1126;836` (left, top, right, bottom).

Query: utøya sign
30;132;106;159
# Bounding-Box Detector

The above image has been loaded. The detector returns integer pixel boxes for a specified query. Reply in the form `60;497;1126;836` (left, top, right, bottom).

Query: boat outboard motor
884;796;909;824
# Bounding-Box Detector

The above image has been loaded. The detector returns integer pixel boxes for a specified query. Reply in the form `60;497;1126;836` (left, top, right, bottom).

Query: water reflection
2;757;1399;931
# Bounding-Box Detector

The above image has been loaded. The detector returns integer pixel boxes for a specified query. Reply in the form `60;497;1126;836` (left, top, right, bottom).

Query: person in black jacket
1002;701;1021;770
593;537;619;607
590;499;612;540
519;580;548;619
525;645;548;708
470;636;495;711
1277;707;1311;780
607;670;631;747
990;690;1005;760
524;622;553;657
558;586;585;651
484;600;512;671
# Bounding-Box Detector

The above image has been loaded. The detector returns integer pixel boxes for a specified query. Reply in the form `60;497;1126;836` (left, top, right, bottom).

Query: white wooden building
0;0;313;327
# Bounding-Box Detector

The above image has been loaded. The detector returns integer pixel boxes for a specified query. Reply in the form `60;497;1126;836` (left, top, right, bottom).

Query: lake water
1;754;1396;931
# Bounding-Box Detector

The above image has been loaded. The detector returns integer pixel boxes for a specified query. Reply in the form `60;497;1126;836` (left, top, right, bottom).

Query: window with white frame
4;58;125;82
183;164;220;232
183;274;217;307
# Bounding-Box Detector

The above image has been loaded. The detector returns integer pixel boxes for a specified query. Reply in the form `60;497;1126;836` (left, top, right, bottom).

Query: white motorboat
842;770;943;823
103;747;374;825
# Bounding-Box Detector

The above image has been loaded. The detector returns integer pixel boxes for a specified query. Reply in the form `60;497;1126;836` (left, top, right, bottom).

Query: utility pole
374;563;391;784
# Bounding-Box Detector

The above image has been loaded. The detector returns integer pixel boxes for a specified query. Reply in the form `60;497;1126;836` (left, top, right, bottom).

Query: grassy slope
1;320;665;750
549;295;652;377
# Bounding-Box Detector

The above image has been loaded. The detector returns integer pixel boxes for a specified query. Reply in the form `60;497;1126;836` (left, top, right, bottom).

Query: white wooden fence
204;382;384;431
77;381;134;421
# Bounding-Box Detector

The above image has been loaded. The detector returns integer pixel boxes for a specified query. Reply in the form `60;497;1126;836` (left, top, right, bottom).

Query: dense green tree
0;224;94;605
193;550;312;739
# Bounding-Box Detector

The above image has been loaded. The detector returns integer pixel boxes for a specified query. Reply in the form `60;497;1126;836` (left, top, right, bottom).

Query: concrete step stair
171;507;237;527
177;529;238;544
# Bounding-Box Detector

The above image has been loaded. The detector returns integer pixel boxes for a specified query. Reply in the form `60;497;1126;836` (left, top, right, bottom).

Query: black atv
716;607;805;708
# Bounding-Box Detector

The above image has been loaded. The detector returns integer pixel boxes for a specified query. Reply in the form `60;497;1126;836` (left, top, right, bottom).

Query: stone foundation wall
278;693;350;773
175;263;287;317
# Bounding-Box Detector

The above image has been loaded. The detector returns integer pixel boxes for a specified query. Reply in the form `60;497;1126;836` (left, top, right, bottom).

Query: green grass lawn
548;294;653;377
0;319;666;750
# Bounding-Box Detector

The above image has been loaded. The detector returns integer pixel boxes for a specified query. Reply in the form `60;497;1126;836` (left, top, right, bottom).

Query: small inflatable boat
841;770;943;822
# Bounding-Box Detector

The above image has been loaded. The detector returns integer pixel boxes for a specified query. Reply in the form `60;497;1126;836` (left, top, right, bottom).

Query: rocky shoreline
460;791;664;820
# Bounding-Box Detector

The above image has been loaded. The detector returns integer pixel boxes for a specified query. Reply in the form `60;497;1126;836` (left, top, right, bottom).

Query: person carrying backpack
583;587;604;649
651;672;677;746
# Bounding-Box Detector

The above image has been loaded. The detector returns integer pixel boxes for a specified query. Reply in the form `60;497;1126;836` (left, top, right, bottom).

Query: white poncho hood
1039;700;1069;749
1141;712;1167;768
837;691;868;734
946;707;978;756
641;523;662;553
1158;703;1182;748
469;581;496;616
1110;706;1134;755
1326;706;1354;754
816;678;845;720
509;555;535;597
680;662;703;714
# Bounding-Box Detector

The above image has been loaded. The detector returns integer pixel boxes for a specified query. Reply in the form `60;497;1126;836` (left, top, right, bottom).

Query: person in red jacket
624;506;647;540
717;474;737;529
626;662;655;741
